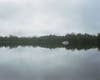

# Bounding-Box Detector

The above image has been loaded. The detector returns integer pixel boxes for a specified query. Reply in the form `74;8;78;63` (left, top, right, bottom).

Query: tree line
0;33;100;50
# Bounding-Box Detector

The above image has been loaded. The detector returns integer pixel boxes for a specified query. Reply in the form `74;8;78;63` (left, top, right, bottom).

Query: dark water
0;47;100;80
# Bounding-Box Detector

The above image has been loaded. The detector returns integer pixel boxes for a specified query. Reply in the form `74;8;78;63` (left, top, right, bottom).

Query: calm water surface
0;47;100;80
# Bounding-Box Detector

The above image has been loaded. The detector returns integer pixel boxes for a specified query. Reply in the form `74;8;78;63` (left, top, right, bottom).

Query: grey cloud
0;0;99;36
0;4;20;21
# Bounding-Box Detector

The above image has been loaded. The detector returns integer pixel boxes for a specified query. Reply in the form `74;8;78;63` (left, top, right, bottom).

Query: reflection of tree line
0;33;100;50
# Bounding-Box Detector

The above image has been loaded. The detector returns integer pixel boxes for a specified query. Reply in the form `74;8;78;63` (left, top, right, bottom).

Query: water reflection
0;44;100;51
0;47;100;80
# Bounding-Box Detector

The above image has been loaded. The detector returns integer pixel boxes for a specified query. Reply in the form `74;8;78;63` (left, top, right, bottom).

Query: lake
0;46;100;80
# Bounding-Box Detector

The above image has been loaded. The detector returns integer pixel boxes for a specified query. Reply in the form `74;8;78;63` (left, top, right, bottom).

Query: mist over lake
0;0;100;80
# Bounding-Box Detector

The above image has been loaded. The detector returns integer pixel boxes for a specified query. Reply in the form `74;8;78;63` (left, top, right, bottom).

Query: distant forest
0;33;100;50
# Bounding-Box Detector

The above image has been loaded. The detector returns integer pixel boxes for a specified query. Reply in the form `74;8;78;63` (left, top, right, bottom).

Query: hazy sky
0;0;99;36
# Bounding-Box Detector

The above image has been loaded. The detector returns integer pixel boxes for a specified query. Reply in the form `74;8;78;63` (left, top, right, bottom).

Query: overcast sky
0;0;99;36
